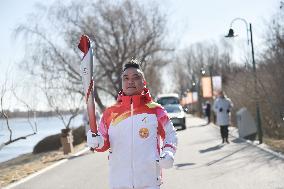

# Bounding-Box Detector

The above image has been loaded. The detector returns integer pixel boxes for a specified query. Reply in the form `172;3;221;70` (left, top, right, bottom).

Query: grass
0;143;87;188
264;138;284;154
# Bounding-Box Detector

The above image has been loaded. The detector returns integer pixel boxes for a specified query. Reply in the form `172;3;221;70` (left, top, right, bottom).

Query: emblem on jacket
139;128;149;138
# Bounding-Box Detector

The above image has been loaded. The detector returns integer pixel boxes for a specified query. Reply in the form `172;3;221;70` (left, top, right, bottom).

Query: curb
3;147;90;189
209;122;284;161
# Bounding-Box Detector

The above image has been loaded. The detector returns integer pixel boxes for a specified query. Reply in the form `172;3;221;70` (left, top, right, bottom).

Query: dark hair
123;59;141;71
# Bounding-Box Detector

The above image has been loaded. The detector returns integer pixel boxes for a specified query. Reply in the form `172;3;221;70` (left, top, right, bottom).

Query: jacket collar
117;87;152;108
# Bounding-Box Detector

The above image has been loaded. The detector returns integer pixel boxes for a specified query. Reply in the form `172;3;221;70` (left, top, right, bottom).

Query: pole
209;65;213;98
197;74;203;117
249;23;263;144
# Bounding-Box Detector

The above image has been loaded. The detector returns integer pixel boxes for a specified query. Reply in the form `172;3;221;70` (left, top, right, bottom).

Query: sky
0;0;281;110
164;0;280;47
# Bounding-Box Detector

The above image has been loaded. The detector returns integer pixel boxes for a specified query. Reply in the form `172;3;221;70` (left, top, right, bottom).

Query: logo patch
139;128;149;139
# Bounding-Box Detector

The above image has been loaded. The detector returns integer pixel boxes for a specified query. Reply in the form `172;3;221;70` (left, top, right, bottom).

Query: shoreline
0;143;87;188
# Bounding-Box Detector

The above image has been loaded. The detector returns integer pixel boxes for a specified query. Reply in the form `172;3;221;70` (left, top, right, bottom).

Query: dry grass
0;143;86;188
264;138;284;154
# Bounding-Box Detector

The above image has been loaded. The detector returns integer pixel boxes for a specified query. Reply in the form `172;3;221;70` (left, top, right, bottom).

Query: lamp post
209;65;214;98
225;18;263;144
199;68;205;116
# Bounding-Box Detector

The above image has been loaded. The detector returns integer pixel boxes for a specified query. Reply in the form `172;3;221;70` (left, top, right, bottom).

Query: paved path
162;116;284;189
7;115;284;189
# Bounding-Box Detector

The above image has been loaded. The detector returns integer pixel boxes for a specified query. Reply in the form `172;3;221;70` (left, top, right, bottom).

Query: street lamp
193;70;203;116
225;18;263;144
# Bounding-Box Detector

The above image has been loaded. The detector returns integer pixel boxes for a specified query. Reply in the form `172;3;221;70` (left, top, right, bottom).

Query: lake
0;114;84;163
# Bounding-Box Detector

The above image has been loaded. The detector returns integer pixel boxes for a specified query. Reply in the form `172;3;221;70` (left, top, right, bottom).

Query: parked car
156;93;180;106
163;104;186;130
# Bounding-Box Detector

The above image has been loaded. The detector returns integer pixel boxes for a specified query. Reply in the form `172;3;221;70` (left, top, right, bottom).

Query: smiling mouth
127;86;136;89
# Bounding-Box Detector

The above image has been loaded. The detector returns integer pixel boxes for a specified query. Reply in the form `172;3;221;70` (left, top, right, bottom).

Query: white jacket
95;88;177;189
213;96;233;126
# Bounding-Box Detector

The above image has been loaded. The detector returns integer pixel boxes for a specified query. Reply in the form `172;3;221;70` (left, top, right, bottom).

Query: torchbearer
80;45;177;188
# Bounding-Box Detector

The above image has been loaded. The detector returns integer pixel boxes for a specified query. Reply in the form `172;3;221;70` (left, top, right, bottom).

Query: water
0;114;84;163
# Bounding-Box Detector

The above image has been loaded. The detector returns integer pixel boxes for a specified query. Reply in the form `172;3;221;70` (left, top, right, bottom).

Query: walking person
213;91;233;144
87;59;177;189
205;101;211;125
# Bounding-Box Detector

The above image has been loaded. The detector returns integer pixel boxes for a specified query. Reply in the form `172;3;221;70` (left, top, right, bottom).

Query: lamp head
200;68;206;75
225;28;235;38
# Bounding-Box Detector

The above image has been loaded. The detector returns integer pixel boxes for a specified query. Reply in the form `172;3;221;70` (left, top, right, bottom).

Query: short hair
122;58;145;79
123;59;141;71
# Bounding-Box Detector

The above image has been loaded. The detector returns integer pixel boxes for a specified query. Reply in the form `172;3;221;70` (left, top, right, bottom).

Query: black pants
220;125;229;139
206;112;211;124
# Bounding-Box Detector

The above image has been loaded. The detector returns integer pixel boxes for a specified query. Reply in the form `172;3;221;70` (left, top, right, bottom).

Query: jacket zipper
130;97;134;188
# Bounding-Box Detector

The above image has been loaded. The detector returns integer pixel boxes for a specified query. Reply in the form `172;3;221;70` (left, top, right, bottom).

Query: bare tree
173;42;234;94
42;81;82;130
256;13;284;137
0;75;37;150
15;0;172;111
12;90;38;134
172;41;238;117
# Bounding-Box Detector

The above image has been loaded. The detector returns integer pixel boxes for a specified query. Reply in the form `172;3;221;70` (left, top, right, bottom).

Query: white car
163;104;186;130
156;93;180;106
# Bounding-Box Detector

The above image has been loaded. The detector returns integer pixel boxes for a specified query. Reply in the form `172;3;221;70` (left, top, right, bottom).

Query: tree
256;12;284;137
42;83;82;130
0;74;37;150
173;41;234;95
15;0;172;111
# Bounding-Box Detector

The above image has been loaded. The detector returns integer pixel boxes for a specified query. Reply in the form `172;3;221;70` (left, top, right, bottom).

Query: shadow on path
231;138;245;144
199;144;224;153
174;163;196;170
206;145;249;166
188;123;209;128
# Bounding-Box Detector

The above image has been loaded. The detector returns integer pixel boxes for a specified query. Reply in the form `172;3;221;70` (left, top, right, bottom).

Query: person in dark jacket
205;101;211;125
